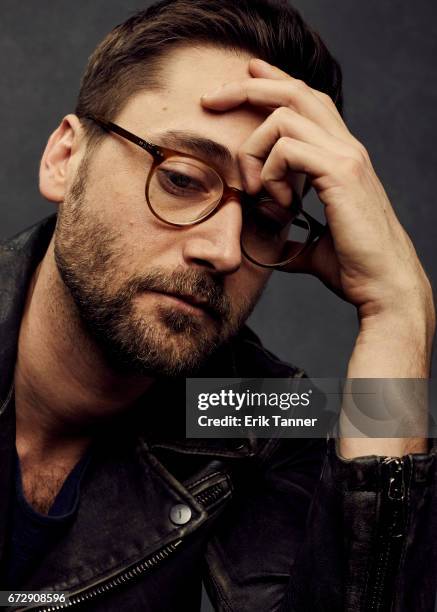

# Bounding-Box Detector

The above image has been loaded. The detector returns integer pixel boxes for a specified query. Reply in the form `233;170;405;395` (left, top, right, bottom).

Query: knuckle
260;165;279;185
293;78;307;91
356;143;370;162
260;166;271;183
348;138;369;162
315;90;333;105
271;106;292;121
320;91;334;104
275;136;292;155
237;147;255;168
237;147;248;163
339;156;364;178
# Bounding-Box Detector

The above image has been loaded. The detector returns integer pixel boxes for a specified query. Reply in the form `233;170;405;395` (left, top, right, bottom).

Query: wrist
348;308;435;379
357;272;435;337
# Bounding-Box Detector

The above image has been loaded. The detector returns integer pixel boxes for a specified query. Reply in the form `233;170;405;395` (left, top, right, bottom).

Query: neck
14;239;154;463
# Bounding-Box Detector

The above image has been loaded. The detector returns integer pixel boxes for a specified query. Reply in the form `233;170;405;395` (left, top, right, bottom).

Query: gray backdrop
0;3;436;608
1;1;436;377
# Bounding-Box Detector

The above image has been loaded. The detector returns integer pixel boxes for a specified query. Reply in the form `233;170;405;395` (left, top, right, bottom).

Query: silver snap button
169;503;192;525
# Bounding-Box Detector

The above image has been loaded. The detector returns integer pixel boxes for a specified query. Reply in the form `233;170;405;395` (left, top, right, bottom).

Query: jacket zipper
193;482;224;507
13;483;226;612
12;540;182;612
364;457;408;611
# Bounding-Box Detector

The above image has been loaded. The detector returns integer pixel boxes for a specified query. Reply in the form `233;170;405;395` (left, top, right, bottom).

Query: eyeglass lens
146;155;310;266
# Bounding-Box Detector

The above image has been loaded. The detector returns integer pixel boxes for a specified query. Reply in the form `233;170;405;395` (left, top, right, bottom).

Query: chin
102;311;222;378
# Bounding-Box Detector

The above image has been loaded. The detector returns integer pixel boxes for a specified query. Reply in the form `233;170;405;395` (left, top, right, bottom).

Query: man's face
54;46;272;376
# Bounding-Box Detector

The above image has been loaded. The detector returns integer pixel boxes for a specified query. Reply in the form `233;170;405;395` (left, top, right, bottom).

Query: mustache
128;268;232;322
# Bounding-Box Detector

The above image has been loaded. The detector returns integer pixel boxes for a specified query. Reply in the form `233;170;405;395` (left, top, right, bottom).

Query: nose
181;198;243;274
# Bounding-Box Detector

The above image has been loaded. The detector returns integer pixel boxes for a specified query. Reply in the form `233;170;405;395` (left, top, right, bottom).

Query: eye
158;169;205;194
167;171;191;189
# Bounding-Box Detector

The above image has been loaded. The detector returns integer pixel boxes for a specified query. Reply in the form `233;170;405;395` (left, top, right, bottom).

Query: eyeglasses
85;115;325;269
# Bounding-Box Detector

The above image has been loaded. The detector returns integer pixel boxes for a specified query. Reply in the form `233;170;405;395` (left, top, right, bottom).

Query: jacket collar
0;216;60;567
0;215;57;404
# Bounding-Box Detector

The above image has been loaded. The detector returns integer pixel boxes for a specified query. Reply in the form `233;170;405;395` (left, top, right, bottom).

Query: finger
249;58;293;81
239;106;361;194
274;234;331;276
259;137;341;206
201;77;347;136
279;231;344;298
275;240;314;274
247;61;368;154
249;58;342;117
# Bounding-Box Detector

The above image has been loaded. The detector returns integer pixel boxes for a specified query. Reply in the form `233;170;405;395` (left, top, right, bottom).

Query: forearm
340;298;435;458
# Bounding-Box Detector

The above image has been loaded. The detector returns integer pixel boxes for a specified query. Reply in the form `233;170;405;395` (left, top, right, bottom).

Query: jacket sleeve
202;437;437;612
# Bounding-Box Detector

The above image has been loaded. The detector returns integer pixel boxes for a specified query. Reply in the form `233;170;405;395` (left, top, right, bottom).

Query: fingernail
201;86;223;100
252;58;270;67
201;92;215;102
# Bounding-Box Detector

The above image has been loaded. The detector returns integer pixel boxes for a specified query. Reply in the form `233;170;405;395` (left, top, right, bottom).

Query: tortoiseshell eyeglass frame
84;115;326;269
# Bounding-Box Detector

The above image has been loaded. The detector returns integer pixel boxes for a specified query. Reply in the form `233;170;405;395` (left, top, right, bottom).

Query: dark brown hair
75;0;343;146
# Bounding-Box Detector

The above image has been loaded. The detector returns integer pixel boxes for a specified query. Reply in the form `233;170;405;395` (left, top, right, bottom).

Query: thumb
278;240;318;274
279;231;345;299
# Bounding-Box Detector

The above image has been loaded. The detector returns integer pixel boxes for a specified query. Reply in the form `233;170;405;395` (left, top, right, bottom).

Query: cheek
225;266;270;308
84;161;183;266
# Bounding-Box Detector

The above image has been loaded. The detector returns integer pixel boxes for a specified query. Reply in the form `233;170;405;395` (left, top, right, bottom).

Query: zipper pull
385;457;405;501
382;457;406;538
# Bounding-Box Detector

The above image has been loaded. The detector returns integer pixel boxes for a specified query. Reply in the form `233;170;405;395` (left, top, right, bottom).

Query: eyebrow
151;129;234;168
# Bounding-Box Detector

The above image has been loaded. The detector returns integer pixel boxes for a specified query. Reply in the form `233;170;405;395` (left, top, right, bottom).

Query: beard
53;155;260;377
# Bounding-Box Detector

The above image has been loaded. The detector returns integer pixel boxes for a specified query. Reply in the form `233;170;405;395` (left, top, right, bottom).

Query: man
0;0;435;610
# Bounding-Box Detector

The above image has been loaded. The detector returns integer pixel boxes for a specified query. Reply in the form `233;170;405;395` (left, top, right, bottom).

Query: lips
154;290;220;320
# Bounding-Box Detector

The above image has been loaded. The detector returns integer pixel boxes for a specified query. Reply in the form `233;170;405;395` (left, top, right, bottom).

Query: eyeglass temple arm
289;193;324;237
84;116;163;160
294;210;326;241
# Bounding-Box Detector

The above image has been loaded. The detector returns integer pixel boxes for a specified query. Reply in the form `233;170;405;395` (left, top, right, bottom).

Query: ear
39;114;85;203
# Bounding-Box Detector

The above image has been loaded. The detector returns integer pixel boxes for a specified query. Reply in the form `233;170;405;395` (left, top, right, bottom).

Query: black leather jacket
0;215;436;611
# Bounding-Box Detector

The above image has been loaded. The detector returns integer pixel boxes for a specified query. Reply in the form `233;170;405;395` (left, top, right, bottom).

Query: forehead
115;46;268;170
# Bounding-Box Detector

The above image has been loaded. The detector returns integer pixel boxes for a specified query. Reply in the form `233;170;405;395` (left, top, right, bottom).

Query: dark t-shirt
4;444;91;588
